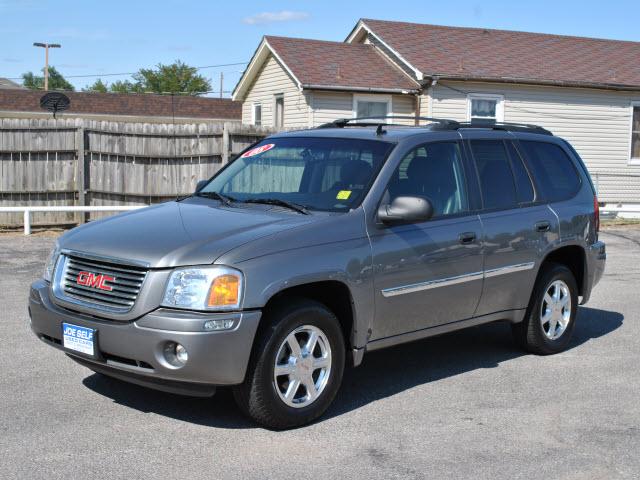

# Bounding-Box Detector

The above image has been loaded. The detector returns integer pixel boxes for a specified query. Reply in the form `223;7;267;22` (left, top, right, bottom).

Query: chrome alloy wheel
540;279;572;340
273;325;332;408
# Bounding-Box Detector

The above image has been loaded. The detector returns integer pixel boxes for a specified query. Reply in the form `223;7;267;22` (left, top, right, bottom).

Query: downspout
414;91;421;126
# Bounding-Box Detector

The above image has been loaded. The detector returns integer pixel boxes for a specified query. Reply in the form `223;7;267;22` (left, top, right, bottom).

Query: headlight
161;266;243;311
43;242;61;282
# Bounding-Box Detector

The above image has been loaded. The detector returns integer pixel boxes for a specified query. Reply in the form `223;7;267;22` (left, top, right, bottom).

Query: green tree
98;61;211;94
21;66;75;91
109;79;143;93
82;78;109;93
132;60;211;94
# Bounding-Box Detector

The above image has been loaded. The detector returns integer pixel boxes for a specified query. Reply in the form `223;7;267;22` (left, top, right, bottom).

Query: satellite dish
40;92;70;118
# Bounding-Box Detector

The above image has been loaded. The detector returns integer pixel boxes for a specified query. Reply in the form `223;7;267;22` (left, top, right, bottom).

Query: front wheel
233;299;345;429
512;263;578;355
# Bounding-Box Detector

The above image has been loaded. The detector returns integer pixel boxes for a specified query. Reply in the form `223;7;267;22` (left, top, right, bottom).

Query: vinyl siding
310;92;353;125
241;54;310;128
391;95;416;125
429;81;640;203
310;91;416;126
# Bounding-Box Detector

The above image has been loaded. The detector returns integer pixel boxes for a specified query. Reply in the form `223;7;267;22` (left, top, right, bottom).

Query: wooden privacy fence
0;118;275;227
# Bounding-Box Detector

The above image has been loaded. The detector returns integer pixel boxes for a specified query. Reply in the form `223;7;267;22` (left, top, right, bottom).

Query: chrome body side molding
381;262;535;298
484;262;535;278
381;271;484;298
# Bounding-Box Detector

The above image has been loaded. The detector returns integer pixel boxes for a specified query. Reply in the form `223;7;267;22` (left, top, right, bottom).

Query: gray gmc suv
29;117;606;429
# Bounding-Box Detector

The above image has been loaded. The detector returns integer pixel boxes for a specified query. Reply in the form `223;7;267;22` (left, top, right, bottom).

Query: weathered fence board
0;118;275;227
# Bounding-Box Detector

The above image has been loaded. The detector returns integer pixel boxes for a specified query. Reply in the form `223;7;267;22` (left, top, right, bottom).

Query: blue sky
2;0;639;95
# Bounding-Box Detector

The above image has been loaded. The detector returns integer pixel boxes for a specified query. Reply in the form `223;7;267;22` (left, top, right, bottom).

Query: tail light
594;195;600;232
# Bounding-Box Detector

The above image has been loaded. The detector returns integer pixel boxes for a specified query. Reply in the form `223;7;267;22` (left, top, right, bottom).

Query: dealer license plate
62;323;96;357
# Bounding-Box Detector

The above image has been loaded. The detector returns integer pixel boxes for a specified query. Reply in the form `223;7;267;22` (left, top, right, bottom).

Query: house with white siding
232;19;640;211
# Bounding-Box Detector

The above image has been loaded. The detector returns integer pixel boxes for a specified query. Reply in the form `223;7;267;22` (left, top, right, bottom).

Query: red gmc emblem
76;271;115;291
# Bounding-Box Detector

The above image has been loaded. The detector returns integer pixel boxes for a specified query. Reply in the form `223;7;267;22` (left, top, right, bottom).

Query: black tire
233;298;345;429
512;263;579;355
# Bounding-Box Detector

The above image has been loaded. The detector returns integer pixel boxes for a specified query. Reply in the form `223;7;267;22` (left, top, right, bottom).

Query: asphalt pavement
0;228;638;479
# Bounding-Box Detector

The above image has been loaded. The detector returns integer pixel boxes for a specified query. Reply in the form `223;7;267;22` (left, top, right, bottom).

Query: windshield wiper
194;191;236;206
244;198;310;215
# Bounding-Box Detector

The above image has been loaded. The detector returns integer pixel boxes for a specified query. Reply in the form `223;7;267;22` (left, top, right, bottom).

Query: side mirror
378;196;434;225
195;180;208;192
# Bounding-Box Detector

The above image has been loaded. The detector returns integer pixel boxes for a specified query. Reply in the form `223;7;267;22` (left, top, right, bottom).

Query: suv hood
60;199;316;268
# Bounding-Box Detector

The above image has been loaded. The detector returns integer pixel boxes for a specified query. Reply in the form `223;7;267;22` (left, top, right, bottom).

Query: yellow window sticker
336;190;352;200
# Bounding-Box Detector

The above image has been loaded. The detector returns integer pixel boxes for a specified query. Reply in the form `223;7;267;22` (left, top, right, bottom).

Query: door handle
535;221;551;232
458;232;477;244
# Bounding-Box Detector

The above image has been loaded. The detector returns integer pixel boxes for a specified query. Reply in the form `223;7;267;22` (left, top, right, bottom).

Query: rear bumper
582;240;606;304
29;279;261;395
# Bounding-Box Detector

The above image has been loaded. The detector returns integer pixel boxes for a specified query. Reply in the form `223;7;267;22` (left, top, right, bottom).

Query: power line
7;61;247;81
20;84;235;96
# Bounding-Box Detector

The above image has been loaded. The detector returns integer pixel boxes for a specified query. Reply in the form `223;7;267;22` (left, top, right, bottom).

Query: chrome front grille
53;253;148;313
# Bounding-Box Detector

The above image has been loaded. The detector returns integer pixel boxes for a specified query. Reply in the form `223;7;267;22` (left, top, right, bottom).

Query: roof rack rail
316;116;552;136
317;116;460;129
457;120;553;135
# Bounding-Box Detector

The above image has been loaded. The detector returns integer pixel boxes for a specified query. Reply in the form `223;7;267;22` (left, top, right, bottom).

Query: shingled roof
233;35;420;100
265;36;419;91
352;19;640;90
0;89;241;120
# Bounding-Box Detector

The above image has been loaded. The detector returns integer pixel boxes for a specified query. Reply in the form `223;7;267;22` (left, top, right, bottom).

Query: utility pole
219;71;223;98
33;42;61;90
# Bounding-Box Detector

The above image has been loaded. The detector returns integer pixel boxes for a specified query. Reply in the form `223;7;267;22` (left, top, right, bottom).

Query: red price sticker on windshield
241;143;275;158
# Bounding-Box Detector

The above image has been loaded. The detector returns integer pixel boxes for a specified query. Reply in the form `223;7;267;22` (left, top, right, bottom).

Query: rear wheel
233;298;345;429
512;263;578;355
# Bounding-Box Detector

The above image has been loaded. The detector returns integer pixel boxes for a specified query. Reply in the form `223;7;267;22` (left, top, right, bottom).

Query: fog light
175;343;188;364
203;318;235;331
163;341;188;367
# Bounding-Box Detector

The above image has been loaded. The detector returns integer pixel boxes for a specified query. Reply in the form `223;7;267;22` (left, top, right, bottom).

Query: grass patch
601;217;640;228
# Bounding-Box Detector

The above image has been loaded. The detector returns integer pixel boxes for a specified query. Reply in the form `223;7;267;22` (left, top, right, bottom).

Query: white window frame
629;101;640;165
467;93;504;122
353;94;392;123
274;93;284;128
251;102;262;126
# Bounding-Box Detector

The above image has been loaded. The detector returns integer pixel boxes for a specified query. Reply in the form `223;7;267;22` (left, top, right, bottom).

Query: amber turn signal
208;274;240;307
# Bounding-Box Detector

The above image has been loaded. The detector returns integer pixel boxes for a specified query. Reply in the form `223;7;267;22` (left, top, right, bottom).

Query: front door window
386;142;468;217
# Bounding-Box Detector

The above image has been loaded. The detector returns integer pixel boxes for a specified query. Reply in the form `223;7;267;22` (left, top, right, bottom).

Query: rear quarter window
518;141;581;202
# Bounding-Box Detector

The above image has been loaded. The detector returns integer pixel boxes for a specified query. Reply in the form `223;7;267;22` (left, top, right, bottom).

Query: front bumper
29;279;261;396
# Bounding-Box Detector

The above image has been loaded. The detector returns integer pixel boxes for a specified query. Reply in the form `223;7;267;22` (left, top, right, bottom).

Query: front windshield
200;137;394;212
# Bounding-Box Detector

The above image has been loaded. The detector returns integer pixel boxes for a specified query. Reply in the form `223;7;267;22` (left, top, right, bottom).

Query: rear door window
469;140;517;210
506;142;535;203
518;141;581;202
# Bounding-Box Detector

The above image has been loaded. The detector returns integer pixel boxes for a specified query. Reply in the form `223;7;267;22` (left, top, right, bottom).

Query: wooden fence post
222;122;230;165
75;125;87;223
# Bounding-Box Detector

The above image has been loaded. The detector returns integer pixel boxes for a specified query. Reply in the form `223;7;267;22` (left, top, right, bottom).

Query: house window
274;94;284;128
252;103;262;126
631;103;640;162
468;94;504;122
353;95;391;122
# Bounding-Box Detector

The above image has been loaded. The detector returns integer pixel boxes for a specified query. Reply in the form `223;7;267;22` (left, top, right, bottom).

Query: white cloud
243;10;309;25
